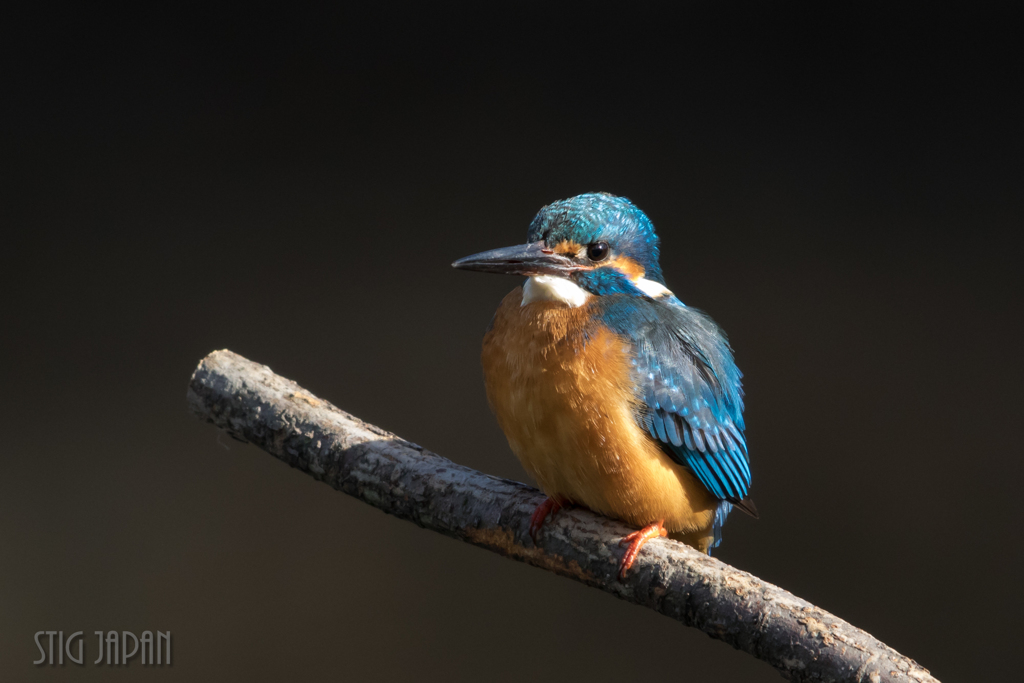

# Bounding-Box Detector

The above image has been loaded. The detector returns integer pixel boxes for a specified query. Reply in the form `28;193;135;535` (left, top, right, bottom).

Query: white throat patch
634;278;672;298
521;275;591;307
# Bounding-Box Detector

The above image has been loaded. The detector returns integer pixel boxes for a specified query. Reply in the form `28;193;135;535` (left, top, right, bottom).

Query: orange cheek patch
605;256;646;279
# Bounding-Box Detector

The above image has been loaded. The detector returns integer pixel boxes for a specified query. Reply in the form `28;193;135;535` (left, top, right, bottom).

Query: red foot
529;497;564;544
618;520;668;580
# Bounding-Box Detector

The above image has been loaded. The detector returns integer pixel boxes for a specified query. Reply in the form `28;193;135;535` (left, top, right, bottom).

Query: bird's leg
528;497;564;544
618;519;667;580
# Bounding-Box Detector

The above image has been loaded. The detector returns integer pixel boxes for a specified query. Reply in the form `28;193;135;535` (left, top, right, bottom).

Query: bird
452;192;755;579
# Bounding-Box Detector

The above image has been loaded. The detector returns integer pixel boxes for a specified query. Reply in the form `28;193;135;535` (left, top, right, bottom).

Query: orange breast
481;286;717;535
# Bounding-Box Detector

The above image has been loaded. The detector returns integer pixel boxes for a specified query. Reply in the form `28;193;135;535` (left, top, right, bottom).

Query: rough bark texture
187;349;937;683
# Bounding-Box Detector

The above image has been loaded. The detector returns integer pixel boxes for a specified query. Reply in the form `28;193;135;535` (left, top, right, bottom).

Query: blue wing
596;294;753;528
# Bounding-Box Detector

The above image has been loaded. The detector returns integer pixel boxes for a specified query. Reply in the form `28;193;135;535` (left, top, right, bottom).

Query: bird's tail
710;501;734;551
671;499;749;555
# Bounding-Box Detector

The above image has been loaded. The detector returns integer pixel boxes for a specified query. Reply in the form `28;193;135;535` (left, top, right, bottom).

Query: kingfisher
453;193;756;579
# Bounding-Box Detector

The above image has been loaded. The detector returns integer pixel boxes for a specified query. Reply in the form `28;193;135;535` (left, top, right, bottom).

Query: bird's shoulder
593;293;743;422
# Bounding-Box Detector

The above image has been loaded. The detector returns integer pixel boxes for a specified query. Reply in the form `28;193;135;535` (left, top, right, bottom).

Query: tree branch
187;349;937;683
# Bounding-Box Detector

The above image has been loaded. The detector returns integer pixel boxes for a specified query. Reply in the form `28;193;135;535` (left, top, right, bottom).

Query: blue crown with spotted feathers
527;193;666;285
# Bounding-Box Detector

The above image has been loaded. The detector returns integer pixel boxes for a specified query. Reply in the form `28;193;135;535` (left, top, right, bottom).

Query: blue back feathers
597;295;750;507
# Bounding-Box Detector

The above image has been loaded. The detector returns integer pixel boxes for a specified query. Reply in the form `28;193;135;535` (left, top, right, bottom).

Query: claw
528;497;564;544
618;519;667;580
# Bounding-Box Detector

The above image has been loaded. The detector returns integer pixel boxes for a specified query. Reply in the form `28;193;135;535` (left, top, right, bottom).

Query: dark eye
587;242;610;261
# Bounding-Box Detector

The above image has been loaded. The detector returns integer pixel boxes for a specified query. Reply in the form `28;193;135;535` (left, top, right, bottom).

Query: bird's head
453;193;669;304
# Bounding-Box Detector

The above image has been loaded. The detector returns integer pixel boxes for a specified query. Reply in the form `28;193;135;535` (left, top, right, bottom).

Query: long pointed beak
451;241;577;277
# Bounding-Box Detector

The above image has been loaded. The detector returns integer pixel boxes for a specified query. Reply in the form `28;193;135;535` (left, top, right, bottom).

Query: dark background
2;4;1021;681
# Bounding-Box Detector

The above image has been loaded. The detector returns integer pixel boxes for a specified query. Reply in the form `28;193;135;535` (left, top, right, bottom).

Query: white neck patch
635;277;673;298
521;275;673;307
521;275;591;307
